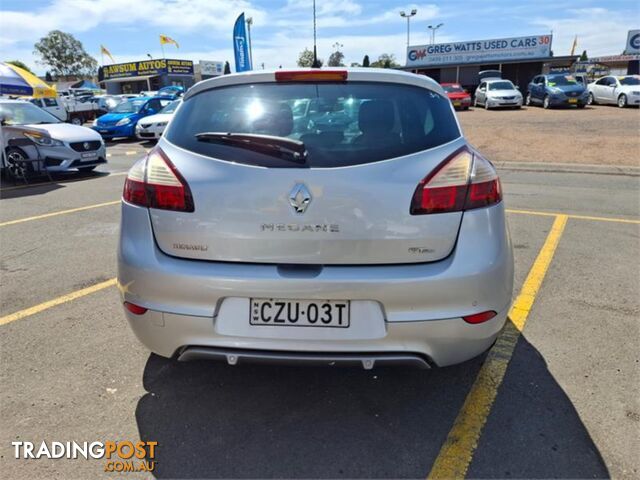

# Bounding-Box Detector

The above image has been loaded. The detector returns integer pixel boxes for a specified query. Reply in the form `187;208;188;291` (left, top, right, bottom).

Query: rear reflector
123;147;194;212
410;147;502;215
275;70;348;82
124;302;148;315
463;310;497;324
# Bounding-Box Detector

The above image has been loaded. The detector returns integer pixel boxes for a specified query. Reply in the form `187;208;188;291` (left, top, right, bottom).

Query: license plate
81;152;97;159
568;98;578;104
250;298;349;328
453;101;461;107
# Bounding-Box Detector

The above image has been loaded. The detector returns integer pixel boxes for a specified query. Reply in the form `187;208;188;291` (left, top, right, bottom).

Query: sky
1;0;638;74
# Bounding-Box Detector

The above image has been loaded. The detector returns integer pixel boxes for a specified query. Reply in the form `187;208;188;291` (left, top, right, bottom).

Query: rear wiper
195;132;307;163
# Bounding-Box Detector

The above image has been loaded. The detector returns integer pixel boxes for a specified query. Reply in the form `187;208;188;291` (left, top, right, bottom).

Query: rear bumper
117;202;514;367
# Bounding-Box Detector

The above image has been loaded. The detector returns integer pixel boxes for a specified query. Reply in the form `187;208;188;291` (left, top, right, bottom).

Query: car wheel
70;116;82;126
543;95;551;109
617;94;628;108
463;106;469;111
587;92;595;105
5;147;32;180
577;103;586;109
78;166;97;172
525;93;532;106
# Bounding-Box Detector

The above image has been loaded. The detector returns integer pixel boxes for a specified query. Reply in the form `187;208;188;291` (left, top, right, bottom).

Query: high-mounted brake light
275;70;348;82
123;147;194;212
410;147;501;215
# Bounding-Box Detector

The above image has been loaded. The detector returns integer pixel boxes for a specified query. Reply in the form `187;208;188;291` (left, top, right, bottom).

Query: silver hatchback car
118;68;514;368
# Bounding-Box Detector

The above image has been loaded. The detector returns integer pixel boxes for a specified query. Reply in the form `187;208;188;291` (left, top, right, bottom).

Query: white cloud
530;8;636;57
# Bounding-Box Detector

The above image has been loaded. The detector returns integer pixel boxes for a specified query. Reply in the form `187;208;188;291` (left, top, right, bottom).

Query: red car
441;83;472;110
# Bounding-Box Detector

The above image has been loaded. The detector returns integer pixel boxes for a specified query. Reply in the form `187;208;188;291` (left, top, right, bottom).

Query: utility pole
312;0;320;68
399;10;417;47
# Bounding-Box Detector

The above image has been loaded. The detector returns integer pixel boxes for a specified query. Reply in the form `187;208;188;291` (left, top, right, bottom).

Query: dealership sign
98;59;194;81
199;60;224;76
406;35;552;67
625;30;640;54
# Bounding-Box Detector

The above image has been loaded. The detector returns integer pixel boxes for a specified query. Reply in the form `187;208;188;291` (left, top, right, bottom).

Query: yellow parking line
0;200;120;227
0;278;117;327
428;214;568;479
507;208;640;224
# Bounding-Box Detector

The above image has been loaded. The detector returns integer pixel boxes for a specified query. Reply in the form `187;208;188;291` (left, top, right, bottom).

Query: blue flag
233;13;252;72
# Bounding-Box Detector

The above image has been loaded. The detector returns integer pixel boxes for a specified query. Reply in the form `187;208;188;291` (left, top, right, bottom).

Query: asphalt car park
1;105;638;479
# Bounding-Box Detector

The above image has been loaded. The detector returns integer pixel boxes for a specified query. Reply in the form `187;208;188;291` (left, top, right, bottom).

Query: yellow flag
100;45;115;63
570;36;578;56
159;34;179;49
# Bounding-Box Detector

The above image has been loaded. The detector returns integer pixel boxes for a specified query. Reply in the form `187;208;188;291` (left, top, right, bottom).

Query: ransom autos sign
98;59;194;81
406;35;552;67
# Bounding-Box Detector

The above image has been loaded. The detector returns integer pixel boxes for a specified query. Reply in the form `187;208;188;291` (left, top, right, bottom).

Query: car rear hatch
126;70;491;265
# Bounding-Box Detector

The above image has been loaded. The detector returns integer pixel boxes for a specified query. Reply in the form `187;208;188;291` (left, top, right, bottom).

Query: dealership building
98;58;196;94
403;34;581;91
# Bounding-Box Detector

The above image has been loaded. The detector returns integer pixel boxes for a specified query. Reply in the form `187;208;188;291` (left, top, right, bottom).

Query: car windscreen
0;102;61;125
547;76;577;86
488;81;514;90
619;76;640;86
160;100;180;114
113;100;145;113
442;85;464;93
165;82;461;168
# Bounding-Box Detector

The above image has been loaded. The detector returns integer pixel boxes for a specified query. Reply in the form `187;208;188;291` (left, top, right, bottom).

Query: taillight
123;147;194;212
124;302;147;315
410;147;501;215
275;70;348;82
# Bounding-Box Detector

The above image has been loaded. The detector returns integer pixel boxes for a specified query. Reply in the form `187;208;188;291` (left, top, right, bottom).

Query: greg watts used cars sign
406;35;552;67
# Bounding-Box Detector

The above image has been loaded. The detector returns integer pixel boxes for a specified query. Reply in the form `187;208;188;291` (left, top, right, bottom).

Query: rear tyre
70;116;82;126
587;92;595;105
78;166;97;172
617;94;628;108
543;95;551;109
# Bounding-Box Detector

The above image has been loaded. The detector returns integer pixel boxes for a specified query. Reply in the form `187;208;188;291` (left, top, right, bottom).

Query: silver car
474;79;523;109
0;99;106;177
118;68;514;368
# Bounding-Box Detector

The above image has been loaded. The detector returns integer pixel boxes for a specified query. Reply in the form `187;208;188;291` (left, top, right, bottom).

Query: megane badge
289;183;311;214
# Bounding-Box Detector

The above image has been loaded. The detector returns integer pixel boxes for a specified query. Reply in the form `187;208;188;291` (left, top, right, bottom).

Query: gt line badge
289;183;311;214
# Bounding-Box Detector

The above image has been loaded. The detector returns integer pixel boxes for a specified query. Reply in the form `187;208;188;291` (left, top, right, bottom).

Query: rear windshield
165;82;460;168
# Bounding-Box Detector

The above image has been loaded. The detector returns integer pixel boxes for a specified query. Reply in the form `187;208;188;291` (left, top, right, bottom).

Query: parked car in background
526;74;588;109
0;99;106;177
118;68;514;369
474;79;522;109
27;95;101;125
135;99;181;141
92;96;173;139
441;83;472;110
93;95;123;115
587;75;640;108
157;85;185;98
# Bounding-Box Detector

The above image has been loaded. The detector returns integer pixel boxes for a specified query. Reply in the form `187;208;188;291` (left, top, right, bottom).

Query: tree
370;53;401;69
297;48;323;68
33;30;97;79
362;55;370;67
223;61;231;74
328;50;345;67
579;50;588;61
6;60;33;74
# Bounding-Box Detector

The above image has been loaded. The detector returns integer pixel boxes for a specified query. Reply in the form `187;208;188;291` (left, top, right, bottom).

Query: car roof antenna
312;0;321;68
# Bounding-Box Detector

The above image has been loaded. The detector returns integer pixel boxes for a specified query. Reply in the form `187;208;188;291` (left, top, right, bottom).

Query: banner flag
233;13;252;72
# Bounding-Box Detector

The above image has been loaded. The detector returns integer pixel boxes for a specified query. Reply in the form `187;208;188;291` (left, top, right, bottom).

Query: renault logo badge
289;183;311;214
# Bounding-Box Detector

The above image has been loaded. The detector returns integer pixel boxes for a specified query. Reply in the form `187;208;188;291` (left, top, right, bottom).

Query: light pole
427;23;444;45
246;16;254;69
399;9;417;47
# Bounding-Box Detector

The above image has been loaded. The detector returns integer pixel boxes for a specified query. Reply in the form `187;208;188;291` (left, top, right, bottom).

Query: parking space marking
0;200;120;227
428;214;568;480
507;208;640;224
0;278;117;327
0;172;127;192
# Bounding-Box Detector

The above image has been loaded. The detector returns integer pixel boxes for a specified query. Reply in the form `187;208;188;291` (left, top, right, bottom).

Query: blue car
526;74;588;109
157;85;185;98
92;96;174;139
